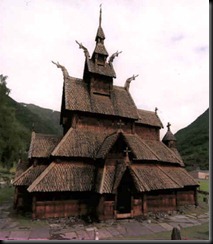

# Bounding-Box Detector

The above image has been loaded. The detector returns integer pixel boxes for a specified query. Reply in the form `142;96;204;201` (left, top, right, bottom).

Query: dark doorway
116;170;132;213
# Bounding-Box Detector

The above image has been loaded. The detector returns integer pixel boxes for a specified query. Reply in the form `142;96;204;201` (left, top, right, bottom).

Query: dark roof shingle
64;77;139;119
52;128;107;158
27;162;95;192
13;165;47;186
28;132;62;158
136;109;163;128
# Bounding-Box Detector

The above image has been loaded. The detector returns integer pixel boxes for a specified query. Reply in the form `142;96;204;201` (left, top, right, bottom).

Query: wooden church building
13;8;199;220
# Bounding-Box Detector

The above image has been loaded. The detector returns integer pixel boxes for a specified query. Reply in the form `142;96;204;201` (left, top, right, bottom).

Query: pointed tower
82;6;116;96
162;122;177;148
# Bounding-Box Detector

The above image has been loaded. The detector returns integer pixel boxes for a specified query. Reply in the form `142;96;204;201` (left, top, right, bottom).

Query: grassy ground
198;179;209;192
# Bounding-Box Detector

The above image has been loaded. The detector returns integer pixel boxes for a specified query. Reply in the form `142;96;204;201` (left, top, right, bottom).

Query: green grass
198;179;209;192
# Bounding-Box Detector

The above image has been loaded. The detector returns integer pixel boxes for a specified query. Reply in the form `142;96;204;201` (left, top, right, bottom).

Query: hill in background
175;108;209;170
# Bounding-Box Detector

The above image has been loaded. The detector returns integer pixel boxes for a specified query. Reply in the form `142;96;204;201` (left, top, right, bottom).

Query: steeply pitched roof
96;163;197;194
87;59;115;77
53;129;183;165
96;132;183;165
28;132;62;158
13;165;47;186
162;130;177;142
159;165;199;186
95;162;126;194
93;42;108;56
142;139;184;166
130;164;182;192
27;162;95;192
64;77;139;119
52;128;107;158
14;159;30;180
136;109;163;128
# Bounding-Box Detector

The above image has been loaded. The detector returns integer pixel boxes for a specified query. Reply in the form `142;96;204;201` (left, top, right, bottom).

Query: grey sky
0;0;209;137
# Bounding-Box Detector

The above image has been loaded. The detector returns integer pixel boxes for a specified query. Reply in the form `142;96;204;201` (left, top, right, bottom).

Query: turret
162;122;177;148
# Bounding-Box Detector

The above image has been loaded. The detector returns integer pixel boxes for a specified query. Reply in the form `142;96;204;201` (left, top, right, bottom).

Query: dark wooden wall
135;125;160;140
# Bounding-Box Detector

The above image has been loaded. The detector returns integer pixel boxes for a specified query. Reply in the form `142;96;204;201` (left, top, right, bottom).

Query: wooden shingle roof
13;165;47;186
96;162;126;194
53;129;183;165
52;128;107;158
142;139;184;166
159;166;199;186
28;132;62;158
130;164;182;192
14;159;30;180
136;109;163;128
27;162;95;192
87;59;115;77
64;77;139;119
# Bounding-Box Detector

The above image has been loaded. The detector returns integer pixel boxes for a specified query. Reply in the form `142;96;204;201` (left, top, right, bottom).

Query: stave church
13;7;199;220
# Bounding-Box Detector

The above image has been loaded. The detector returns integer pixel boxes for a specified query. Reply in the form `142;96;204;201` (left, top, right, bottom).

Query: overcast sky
0;0;209;137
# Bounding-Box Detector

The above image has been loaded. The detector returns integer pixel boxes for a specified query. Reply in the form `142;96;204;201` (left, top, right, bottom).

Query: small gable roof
28;132;62;158
63;77;139;119
136;109;163;128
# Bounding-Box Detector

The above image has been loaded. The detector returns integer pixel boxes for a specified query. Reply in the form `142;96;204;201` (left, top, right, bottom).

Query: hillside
175;108;209;170
0;93;62;168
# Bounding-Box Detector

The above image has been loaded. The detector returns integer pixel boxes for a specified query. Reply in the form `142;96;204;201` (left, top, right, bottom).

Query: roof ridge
51;127;74;156
95;131;119;159
27;162;56;192
12;165;33;185
129;165;149;191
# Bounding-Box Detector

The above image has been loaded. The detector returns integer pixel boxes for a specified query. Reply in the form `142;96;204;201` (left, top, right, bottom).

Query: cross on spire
167;122;171;131
155;107;158;114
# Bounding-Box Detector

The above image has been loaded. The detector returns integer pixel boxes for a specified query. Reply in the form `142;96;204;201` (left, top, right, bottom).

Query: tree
0;75;26;169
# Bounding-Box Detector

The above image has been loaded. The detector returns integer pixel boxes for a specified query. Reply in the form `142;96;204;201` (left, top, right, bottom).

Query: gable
96;131;183;165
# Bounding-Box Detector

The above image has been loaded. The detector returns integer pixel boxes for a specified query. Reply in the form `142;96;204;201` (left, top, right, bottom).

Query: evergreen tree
0;75;26;168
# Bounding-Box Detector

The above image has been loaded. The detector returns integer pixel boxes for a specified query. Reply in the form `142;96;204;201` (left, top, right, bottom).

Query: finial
167;122;171;131
124;74;139;91
108;50;122;65
75;40;90;58
99;4;102;27
51;61;70;79
155;107;158;114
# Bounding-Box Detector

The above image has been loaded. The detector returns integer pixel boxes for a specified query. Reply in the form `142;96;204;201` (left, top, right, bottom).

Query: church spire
99;4;102;27
93;5;108;62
